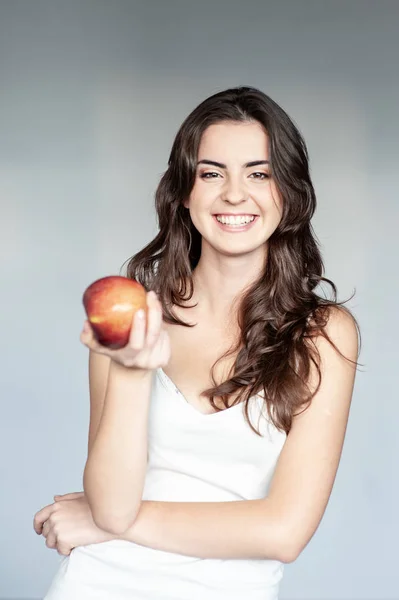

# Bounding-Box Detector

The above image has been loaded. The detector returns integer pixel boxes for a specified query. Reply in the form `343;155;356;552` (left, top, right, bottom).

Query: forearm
83;362;152;534
120;499;291;562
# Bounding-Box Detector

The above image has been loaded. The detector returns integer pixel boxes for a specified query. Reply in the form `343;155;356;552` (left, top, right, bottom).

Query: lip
212;214;259;233
213;213;259;216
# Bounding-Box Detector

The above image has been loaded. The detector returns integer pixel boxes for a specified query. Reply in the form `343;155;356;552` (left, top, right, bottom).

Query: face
184;120;283;260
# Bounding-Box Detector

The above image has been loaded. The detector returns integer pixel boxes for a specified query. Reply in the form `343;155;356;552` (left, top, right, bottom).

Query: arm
121;498;289;561
87;350;111;457
83;360;153;535
119;307;359;562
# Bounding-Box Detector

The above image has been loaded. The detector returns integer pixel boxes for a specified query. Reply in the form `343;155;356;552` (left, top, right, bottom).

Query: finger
34;504;54;535
145;293;163;348
79;321;108;354
80;320;93;345
57;540;72;556
45;529;57;550
54;492;83;501
42;520;51;538
129;308;147;350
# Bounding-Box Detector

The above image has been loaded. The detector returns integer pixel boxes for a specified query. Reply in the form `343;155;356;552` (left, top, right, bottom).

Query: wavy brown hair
121;86;361;436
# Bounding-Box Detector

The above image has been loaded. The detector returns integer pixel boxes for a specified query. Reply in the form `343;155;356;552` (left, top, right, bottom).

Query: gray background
1;0;398;599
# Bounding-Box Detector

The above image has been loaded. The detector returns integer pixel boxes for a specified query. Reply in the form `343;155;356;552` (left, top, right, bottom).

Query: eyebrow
197;159;270;169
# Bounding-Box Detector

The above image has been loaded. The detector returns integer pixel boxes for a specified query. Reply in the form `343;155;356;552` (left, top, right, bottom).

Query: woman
34;86;360;600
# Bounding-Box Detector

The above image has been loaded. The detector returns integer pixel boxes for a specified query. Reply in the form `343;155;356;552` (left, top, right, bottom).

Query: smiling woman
37;86;361;600
186;121;282;257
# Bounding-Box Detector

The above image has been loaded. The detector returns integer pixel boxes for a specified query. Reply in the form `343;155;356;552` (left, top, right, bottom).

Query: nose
221;176;248;205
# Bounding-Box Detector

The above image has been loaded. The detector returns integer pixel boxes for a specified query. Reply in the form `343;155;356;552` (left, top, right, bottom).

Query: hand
33;492;115;556
80;290;171;371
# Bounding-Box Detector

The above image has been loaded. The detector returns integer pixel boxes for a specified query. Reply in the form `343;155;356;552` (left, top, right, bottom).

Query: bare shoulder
309;305;359;376
321;304;359;348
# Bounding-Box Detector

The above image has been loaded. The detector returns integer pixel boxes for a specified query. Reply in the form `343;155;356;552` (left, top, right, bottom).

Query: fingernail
136;309;145;319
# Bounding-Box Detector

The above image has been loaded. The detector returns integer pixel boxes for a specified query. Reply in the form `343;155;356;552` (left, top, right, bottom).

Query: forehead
198;121;269;160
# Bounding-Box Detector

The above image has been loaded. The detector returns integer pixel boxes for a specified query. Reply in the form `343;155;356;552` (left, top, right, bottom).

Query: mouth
212;214;259;232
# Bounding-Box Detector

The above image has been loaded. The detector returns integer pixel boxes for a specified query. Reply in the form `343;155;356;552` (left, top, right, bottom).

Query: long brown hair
122;86;361;435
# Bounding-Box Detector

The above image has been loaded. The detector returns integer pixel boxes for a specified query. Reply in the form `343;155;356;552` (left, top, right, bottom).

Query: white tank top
44;368;287;600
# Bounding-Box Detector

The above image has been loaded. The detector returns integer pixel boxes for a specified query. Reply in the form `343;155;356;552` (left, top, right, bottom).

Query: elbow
83;471;141;535
94;519;128;536
86;494;142;536
260;502;305;563
92;509;139;536
263;519;302;564
276;530;305;564
277;542;301;564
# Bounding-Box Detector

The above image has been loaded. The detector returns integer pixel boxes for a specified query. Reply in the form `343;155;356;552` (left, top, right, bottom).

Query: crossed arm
117;308;359;563
37;308;357;562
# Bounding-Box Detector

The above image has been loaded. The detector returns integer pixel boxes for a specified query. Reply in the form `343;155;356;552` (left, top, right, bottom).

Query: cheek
188;185;214;210
257;189;281;217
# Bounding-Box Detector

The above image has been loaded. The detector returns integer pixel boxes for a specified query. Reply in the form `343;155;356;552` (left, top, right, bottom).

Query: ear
183;198;189;209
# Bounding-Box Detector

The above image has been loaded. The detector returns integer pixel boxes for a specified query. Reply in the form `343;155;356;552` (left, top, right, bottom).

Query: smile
213;214;259;232
215;214;255;225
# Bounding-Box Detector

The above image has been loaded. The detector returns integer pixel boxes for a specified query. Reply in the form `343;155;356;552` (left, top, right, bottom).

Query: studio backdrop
1;1;397;599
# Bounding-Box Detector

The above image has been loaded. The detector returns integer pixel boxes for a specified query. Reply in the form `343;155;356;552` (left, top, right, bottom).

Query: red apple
82;276;147;349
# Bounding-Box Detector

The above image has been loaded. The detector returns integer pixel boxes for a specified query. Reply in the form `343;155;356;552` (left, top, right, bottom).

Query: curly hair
121;86;361;435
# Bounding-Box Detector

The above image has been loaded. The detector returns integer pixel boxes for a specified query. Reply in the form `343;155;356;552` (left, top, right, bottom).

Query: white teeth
215;215;255;225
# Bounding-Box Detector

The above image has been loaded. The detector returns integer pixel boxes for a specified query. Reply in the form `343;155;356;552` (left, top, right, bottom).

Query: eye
250;172;270;180
199;171;270;180
200;172;220;179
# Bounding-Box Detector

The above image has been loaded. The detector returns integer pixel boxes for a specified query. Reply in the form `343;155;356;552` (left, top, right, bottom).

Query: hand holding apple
81;276;171;371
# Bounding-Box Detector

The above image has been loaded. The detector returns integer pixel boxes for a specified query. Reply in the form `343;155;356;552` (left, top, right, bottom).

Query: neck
190;241;268;321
